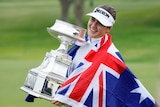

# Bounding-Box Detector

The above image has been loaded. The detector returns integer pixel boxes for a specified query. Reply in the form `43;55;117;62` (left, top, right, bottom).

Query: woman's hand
51;100;71;107
51;100;64;106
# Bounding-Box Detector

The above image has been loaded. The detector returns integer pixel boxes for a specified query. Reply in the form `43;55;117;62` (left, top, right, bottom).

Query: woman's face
87;17;111;38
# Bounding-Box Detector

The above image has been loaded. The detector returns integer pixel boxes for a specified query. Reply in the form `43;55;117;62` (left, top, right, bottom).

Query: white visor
86;7;115;26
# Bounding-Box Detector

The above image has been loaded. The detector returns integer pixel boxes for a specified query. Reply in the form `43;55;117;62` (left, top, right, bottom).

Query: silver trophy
20;19;86;100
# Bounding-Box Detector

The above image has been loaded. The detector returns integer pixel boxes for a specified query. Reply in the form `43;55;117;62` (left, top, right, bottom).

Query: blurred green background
0;0;160;107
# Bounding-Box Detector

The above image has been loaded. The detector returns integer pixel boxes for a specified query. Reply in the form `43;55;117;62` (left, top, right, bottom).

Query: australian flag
53;34;159;107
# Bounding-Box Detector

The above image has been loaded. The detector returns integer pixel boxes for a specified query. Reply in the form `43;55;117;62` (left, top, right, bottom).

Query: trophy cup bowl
20;19;86;101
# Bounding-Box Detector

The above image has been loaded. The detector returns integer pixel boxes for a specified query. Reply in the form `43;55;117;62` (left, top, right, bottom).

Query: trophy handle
47;20;86;54
47;19;86;42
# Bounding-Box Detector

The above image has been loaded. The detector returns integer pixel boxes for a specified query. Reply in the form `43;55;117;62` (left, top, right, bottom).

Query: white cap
86;7;115;26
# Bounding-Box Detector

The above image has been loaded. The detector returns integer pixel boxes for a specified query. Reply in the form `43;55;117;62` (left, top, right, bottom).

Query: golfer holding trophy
20;19;86;101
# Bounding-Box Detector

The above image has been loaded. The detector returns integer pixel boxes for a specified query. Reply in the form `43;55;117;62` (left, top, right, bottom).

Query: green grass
0;0;160;106
0;60;53;107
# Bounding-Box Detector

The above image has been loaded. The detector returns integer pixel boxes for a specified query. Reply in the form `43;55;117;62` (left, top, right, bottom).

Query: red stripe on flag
69;62;99;101
60;74;80;89
99;71;103;107
105;53;126;74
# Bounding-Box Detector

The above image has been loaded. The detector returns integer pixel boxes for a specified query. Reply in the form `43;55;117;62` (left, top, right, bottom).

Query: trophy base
20;68;66;101
20;86;53;100
21;84;57;101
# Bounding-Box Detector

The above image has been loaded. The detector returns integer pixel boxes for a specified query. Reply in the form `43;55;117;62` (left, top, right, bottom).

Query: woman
52;4;158;107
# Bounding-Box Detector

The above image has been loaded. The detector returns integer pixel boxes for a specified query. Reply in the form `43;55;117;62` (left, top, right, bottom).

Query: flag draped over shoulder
53;34;158;107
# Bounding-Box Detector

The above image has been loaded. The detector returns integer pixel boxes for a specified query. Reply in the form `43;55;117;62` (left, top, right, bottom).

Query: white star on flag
131;78;155;104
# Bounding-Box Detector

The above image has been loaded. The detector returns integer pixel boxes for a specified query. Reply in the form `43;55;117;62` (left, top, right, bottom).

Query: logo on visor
94;8;110;18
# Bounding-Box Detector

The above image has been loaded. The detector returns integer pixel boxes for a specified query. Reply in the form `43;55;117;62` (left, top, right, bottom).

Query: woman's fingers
51;100;64;106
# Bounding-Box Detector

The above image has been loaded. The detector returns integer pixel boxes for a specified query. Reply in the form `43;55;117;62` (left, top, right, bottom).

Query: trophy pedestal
20;50;71;100
20;72;61;100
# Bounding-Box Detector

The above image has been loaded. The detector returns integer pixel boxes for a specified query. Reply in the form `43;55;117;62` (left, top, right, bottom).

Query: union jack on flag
53;34;158;107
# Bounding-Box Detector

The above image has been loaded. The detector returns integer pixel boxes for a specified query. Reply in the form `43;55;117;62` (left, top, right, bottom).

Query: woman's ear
106;26;112;33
